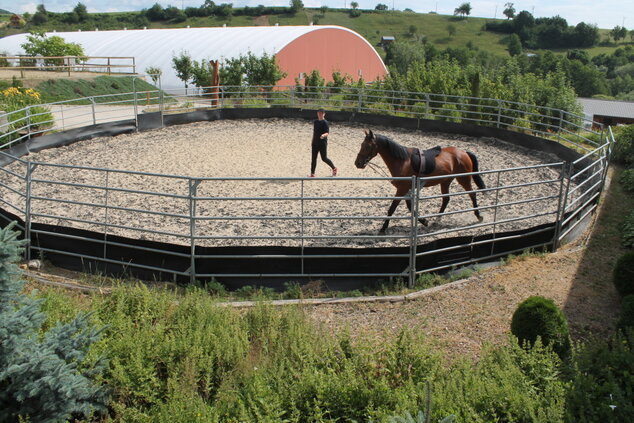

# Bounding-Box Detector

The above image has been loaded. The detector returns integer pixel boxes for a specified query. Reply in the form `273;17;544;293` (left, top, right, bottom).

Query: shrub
618;295;634;330
623;209;634;248
620;168;634;192
510;296;571;358
611;124;634;166
0;223;108;422
565;328;634;421
614;250;634;297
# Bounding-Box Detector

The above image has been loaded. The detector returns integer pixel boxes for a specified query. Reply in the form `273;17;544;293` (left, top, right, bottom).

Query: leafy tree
568;60;609;97
503;2;515;19
351;1;359;9
165;6;187;22
73;2;88;22
215;3;233;17
289;0;304;14
146;3;166;21
218;52;286;88
0;223;108;422
571;22;600;47
172;51;194;92
145;66;163;85
447;23;457;38
320;5;328;14
32;4;48;25
454;2;471;17
508;33;522;56
21;33;85;66
375;3;388;11
407;25;417;37
566;49;590;64
611;25;628;43
384;41;426;74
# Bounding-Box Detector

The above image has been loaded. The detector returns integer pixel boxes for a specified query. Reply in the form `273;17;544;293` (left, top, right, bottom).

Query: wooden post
210;60;220;107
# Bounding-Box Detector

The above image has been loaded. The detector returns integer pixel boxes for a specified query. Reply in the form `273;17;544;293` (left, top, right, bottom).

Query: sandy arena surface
0;118;570;248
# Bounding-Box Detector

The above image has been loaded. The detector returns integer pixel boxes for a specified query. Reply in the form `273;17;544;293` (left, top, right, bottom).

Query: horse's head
355;129;379;169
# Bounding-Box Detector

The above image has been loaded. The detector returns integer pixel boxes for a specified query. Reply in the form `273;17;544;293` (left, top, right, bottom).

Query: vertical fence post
551;163;568;252
408;176;420;288
189;178;201;284
290;86;295;108
132;76;138;130
557;109;564;143
24;162;36;261
300;179;305;275
424;94;430;119
357;86;363;113
554;163;573;250
90;97;96;125
103;170;110;261
489;171;502;256
25;107;31;140
159;75;164;128
496;100;502;128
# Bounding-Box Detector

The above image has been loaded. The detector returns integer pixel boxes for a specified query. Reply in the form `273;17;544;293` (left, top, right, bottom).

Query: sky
5;0;633;30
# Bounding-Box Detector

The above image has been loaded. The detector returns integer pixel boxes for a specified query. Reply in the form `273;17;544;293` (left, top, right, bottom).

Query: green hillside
2;8;630;60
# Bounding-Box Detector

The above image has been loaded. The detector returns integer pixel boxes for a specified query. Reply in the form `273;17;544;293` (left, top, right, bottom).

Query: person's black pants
311;140;335;174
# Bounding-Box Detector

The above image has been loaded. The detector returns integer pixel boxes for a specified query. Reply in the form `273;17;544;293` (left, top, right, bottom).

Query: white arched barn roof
0;26;388;90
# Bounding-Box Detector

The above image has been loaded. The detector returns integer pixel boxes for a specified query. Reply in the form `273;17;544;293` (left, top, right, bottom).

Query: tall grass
34;284;570;422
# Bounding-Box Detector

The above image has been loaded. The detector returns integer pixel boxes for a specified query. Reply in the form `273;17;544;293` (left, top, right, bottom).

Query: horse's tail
467;151;486;189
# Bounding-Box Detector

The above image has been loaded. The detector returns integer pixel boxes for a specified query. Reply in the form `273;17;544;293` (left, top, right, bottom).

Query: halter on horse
355;129;486;234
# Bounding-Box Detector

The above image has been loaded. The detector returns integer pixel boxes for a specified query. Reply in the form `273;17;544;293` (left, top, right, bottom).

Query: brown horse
354;129;486;234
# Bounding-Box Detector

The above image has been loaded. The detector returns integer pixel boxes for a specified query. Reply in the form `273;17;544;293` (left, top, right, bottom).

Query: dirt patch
253;15;269;26
305;167;626;360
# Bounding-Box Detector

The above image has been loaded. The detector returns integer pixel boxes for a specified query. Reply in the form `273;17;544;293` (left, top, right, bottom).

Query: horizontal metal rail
30;229;192;259
416;226;554;258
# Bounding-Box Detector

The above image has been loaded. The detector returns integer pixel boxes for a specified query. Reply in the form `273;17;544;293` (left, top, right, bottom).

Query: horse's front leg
379;198;401;234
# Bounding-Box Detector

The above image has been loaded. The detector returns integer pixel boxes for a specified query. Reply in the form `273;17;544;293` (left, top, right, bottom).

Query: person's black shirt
312;119;329;144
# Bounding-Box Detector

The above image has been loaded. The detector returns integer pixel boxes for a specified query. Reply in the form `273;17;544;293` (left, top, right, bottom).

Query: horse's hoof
419;218;429;226
379;229;387;235
477;215;484;222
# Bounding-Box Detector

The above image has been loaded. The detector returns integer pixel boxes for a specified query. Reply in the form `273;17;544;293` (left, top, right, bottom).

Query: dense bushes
510;296;571;358
0;223;108;422
612;124;634;167
10;283;570;422
565;329;634;421
621;168;634;192
622;210;634;248
618;295;634;330
613;250;634;297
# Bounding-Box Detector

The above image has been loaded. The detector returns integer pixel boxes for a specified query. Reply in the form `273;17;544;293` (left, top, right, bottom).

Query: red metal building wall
275;27;388;86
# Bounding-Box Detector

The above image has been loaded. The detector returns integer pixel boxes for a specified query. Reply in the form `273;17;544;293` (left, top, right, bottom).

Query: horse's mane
375;134;409;160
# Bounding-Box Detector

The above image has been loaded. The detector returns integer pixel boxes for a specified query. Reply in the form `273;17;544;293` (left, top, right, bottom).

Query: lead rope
329;137;391;178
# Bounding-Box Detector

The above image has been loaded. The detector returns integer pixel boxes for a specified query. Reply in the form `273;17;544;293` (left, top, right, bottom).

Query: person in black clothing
310;109;337;177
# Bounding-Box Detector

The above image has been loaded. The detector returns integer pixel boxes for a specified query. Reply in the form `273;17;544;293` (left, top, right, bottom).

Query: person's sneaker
309;174;315;177
332;168;338;176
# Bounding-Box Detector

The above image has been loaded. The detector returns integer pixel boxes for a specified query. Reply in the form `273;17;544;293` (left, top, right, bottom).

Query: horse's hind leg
457;176;484;222
438;180;453;216
405;198;428;226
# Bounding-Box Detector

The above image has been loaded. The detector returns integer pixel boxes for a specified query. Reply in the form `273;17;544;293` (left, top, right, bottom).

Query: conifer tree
0;222;109;422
